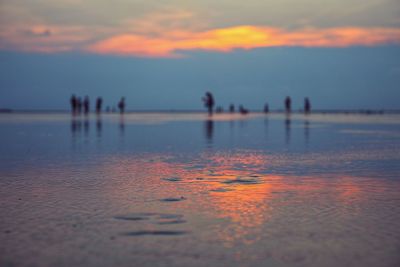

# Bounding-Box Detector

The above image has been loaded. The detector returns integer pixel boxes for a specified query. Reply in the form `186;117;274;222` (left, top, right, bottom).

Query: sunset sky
0;0;399;110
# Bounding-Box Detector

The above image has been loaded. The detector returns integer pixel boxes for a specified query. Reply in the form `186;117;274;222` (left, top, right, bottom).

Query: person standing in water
202;92;215;116
70;94;77;115
304;97;311;114
83;96;90;115
229;104;235;113
285;96;291;113
96;97;103;114
77;97;82;114
118;97;126;114
264;103;269;114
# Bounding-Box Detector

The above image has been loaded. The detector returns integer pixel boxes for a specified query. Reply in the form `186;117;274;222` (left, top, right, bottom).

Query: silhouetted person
229;104;235;113
304;97;311;114
216;106;223;113
83;96;90;115
285;96;291;113
202;92;215;116
77;97;82;114
96;97;103;114
118;97;125;114
264;103;269;113
70;94;77;115
239;105;248;115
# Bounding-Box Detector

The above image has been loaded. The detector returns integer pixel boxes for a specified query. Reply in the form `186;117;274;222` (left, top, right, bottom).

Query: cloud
123;9;208;36
22;28;52;37
1;22;399;56
0;8;399;56
1;3;399;56
0;24;92;53
87;26;400;57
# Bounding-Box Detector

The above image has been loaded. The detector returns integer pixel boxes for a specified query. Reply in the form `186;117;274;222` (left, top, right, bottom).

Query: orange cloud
0;24;92;53
88;26;400;57
1;23;399;56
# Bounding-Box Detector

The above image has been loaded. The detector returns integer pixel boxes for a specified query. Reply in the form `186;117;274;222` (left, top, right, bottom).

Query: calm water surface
0;112;399;267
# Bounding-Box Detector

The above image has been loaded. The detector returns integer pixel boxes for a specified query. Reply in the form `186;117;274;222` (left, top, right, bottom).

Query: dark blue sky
1;46;400;111
1;0;399;111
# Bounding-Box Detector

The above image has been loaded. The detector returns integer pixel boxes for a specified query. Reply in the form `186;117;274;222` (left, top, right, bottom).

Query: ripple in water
210;187;235;192
122;230;188;236
162;177;182;182
160;197;186;202
221;176;261;185
114;213;187;225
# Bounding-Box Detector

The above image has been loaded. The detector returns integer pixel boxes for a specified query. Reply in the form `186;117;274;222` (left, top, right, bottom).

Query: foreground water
0;112;399;267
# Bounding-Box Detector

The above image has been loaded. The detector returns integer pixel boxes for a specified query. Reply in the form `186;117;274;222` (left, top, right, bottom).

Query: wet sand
1;112;399;267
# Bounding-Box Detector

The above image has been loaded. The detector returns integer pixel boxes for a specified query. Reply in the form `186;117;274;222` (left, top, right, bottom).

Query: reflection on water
1;113;400;267
71;117;81;135
97;150;400;255
204;119;214;145
304;118;310;145
96;115;102;138
285;114;291;144
119;114;125;136
70;114;127;144
84;117;89;137
264;117;269;140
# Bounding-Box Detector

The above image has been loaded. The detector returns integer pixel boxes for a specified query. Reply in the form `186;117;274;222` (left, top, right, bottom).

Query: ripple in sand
156;219;187;225
221;177;260;185
160;197;186;202
114;213;186;225
210;187;234;192
122;230;188;236
114;213;158;221
155;214;186;224
184;165;204;170
162;177;182;182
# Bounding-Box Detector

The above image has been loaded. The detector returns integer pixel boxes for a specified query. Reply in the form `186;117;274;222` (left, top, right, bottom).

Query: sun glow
88;26;400;57
2;23;398;56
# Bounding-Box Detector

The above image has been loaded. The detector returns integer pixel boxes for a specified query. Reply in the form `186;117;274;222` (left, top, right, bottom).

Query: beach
0;112;399;267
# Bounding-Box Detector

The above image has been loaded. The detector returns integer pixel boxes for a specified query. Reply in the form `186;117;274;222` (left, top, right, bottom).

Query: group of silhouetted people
71;92;311;116
203;92;251;116
202;92;215;116
283;96;311;114
70;95;125;115
203;92;312;116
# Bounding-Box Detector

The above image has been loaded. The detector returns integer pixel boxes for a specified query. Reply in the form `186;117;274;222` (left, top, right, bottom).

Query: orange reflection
96;151;391;246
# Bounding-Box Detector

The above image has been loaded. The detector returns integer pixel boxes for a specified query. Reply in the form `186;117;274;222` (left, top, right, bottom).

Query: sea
0;112;399;267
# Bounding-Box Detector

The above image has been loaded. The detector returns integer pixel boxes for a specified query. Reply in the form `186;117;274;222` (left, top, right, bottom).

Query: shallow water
1;112;399;267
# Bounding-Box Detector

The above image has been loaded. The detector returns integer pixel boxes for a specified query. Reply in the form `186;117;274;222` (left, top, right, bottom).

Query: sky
0;0;399;110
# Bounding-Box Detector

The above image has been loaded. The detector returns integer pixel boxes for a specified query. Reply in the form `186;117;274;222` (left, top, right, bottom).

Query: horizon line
1;108;399;114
